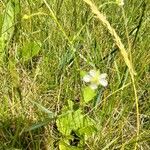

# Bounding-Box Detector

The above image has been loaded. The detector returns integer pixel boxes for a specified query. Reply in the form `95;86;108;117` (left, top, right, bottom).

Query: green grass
0;0;150;149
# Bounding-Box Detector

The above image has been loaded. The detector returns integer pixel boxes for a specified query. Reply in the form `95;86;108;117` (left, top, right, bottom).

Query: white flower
83;70;108;90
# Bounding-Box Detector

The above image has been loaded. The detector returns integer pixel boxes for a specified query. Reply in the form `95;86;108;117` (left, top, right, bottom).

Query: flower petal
99;73;107;79
83;74;91;82
90;84;98;90
99;78;108;87
89;70;96;77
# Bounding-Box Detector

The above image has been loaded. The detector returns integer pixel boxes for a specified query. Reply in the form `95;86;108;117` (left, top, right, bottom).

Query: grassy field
0;0;150;149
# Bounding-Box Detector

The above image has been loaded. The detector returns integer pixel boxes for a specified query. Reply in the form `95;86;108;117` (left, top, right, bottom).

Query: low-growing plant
56;69;108;149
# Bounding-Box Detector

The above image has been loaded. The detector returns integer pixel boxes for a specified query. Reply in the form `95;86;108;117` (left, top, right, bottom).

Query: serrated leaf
56;109;84;136
79;125;97;139
78;116;97;139
83;86;96;103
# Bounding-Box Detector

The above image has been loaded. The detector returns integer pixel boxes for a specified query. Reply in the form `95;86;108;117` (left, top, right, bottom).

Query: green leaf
80;70;87;78
0;0;15;59
21;41;41;61
56;109;84;136
78;125;97;139
83;86;96;103
59;141;82;150
78;116;97;139
1;1;15;41
67;99;74;110
59;141;70;150
72;109;84;129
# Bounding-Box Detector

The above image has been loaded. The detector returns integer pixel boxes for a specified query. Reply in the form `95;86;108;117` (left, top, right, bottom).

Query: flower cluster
83;70;108;90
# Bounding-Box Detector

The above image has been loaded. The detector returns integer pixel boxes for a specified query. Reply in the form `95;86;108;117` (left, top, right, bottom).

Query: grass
0;0;150;149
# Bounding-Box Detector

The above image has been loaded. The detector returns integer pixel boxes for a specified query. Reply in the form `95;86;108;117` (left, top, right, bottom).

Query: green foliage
21;41;41;61
0;0;20;63
56;100;97;149
0;0;15;59
83;86;96;103
80;71;87;78
59;141;82;150
1;1;15;41
56;109;83;136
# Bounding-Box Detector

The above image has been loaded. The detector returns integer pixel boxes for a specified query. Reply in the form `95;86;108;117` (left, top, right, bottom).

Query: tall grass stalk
83;0;140;149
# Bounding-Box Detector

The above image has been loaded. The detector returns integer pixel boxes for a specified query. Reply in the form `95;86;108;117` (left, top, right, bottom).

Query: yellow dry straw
83;0;136;76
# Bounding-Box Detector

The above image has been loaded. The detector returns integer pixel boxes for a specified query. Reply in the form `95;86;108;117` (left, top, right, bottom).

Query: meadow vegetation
0;0;149;149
